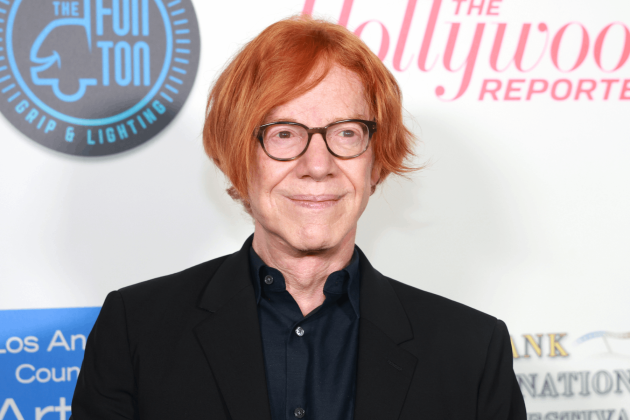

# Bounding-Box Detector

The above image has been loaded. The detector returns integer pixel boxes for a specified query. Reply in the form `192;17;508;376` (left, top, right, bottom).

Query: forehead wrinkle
264;91;369;125
264;113;369;126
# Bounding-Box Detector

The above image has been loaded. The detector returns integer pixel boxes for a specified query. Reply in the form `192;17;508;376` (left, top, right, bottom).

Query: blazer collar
198;235;255;313
354;246;418;420
194;235;272;420
357;246;413;344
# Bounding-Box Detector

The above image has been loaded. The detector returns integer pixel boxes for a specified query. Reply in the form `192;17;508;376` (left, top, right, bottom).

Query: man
71;16;526;420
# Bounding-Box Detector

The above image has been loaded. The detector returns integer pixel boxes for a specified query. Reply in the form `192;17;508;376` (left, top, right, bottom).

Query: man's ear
370;162;381;195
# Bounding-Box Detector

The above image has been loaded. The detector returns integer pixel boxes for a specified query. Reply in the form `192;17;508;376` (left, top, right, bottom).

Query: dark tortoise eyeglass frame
254;119;377;161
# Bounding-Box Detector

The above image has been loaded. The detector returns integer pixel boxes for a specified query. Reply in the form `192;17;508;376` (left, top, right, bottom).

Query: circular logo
0;0;200;156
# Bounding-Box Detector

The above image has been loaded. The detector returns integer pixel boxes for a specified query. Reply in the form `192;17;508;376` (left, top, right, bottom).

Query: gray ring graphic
0;0;200;156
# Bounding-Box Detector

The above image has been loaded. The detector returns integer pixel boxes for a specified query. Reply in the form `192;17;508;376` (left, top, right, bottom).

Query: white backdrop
1;0;629;417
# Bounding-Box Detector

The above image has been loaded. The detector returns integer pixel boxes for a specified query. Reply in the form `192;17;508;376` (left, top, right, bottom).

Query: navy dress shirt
249;247;361;420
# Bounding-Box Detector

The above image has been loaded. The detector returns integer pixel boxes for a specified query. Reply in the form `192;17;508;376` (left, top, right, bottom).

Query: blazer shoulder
115;254;230;313
385;277;508;373
386;277;498;336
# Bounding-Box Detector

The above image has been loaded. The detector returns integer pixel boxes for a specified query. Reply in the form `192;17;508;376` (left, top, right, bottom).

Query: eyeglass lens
262;121;369;159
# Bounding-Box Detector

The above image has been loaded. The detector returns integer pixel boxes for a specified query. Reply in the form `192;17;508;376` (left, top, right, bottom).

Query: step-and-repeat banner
1;0;628;418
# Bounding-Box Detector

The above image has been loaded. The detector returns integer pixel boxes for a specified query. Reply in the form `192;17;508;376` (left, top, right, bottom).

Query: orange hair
203;15;417;210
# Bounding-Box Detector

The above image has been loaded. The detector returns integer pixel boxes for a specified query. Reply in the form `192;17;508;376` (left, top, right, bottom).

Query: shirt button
294;408;306;418
295;326;304;337
264;275;273;285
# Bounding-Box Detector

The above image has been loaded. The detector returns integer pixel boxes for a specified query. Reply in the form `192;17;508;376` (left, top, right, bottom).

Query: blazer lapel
354;248;418;420
194;236;272;420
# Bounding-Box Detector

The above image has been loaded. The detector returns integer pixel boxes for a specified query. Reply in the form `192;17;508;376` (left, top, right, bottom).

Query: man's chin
284;227;344;254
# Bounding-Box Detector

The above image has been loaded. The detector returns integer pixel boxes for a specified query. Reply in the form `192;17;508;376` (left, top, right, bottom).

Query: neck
252;224;356;316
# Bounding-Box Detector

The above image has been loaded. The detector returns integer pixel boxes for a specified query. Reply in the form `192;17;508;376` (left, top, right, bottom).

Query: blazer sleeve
70;291;138;420
477;319;527;420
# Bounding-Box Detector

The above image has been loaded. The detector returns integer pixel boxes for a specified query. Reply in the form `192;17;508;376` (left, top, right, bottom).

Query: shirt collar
248;246;361;317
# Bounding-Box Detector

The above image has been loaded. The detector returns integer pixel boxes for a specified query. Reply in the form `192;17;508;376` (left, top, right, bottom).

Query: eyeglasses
254;119;377;161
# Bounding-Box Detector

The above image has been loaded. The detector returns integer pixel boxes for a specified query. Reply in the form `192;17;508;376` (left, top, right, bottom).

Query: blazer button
294;408;306;418
295;326;304;337
264;275;273;285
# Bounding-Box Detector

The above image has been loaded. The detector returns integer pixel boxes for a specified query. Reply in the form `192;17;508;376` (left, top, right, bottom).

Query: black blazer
71;237;526;419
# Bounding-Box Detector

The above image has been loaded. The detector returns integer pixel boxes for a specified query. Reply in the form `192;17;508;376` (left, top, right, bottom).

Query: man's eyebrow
332;114;368;122
263;114;369;125
264;117;300;124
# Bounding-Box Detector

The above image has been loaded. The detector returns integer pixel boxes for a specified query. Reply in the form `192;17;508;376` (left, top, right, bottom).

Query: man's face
248;65;379;252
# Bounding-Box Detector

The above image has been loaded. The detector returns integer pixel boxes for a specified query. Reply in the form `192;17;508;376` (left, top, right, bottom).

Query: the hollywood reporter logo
0;0;199;156
305;0;630;102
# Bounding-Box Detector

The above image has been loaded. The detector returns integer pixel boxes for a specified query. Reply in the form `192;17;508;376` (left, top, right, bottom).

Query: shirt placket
252;251;359;420
286;314;310;419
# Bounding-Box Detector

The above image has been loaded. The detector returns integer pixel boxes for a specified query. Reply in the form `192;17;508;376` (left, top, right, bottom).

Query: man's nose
294;133;337;181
